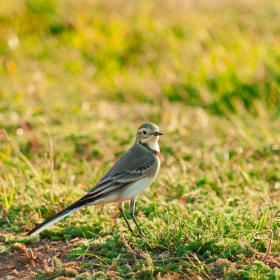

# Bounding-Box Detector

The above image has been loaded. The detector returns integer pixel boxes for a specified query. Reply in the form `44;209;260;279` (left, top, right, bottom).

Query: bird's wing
79;146;155;202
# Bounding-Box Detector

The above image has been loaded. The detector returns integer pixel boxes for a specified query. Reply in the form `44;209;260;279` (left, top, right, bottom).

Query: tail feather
27;183;122;236
27;203;82;236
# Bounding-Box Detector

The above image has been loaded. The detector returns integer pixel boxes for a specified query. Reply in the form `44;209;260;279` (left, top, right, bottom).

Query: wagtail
27;123;163;237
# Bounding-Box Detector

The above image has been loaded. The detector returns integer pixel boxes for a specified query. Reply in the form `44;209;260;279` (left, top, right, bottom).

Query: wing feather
85;145;155;199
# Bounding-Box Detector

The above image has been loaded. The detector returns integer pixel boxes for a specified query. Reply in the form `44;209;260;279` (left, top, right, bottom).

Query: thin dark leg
118;202;133;232
129;198;145;237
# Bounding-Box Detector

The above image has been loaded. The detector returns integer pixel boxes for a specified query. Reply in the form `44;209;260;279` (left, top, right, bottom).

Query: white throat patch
141;136;160;152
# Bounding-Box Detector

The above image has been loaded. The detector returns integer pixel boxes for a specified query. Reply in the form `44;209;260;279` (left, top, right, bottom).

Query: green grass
1;0;280;279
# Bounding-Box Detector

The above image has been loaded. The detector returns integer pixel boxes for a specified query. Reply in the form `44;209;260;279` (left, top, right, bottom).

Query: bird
27;123;163;237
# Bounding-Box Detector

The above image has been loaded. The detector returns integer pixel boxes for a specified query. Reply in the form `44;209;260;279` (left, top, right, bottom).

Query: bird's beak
153;131;163;136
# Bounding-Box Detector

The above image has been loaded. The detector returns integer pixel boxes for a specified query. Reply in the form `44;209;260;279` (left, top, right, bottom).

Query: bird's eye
143;130;147;135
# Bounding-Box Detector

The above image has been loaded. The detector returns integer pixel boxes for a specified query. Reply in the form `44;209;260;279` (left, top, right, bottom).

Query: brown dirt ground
3;232;279;279
0;236;85;280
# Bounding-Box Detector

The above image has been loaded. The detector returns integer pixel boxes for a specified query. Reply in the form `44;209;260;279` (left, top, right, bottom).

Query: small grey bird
27;123;163;237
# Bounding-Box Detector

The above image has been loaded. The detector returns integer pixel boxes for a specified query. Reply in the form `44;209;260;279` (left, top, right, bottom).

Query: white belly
120;176;156;201
91;176;155;205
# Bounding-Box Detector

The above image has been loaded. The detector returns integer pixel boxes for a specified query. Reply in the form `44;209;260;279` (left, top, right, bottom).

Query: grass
1;0;280;279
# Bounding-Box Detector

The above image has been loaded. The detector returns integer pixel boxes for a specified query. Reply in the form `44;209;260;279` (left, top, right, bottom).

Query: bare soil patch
0;235;85;279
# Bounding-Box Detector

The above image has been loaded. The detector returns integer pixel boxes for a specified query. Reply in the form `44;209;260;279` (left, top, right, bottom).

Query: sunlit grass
1;102;280;278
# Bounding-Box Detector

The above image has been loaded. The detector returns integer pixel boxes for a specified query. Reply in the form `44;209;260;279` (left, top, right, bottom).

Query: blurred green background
1;0;280;117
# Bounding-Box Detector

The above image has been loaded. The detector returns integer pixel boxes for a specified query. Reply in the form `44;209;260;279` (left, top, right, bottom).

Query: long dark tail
26;182;124;236
27;201;84;236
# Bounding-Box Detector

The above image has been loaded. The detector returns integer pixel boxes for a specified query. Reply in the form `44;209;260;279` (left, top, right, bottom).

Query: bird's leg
118;202;133;233
129;198;145;237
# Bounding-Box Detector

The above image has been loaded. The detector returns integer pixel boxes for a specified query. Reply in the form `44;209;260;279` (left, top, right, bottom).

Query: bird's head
136;123;163;151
